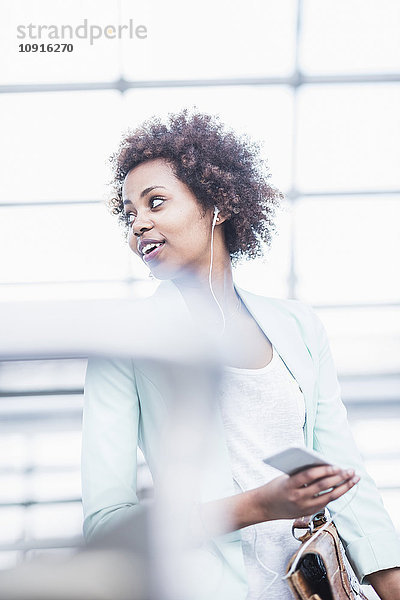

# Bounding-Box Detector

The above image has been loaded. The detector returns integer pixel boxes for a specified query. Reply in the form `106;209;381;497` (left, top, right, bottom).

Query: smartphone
263;447;332;476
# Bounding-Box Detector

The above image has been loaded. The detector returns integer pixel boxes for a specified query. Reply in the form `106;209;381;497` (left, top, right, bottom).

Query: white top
218;345;306;600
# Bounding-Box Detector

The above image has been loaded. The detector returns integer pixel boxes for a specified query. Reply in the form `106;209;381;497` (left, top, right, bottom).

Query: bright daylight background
0;0;399;591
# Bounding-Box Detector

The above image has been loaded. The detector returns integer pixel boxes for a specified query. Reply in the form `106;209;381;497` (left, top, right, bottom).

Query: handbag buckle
292;509;329;540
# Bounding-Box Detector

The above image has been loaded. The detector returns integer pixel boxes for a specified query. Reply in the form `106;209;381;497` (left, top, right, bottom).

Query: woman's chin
146;259;199;283
147;262;178;281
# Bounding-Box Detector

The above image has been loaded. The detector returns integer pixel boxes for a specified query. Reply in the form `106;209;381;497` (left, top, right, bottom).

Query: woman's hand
250;465;360;523
368;567;400;600
193;465;360;542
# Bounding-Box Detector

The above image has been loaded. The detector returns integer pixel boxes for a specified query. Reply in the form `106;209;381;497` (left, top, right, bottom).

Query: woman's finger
306;471;356;496
293;465;343;488
307;475;360;509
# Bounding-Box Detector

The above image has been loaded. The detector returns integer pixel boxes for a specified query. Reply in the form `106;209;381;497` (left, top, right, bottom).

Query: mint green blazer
82;281;400;595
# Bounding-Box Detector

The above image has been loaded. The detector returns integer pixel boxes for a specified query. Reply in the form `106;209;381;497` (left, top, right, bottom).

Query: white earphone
209;206;226;334
212;206;219;225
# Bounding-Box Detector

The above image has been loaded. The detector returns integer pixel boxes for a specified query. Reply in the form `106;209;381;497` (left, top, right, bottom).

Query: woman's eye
150;197;164;209
124;198;163;225
125;212;136;225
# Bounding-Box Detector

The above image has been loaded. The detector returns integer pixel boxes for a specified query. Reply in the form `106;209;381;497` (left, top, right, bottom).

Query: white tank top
218;345;306;600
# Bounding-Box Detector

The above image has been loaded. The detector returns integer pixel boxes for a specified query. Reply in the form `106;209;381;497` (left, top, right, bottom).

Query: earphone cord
209;212;226;336
234;477;279;594
207;210;361;594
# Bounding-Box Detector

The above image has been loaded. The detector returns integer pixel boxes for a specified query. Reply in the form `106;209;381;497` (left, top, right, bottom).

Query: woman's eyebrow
123;185;167;205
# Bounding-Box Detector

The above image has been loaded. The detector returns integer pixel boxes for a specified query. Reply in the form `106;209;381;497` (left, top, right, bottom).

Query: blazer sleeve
81;355;142;542
310;308;400;584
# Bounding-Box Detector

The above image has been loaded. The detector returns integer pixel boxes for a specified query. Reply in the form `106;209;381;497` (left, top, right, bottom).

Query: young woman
82;109;400;599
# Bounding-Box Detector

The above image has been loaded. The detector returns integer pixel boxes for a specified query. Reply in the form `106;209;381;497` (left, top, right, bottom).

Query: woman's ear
216;214;228;224
213;206;228;225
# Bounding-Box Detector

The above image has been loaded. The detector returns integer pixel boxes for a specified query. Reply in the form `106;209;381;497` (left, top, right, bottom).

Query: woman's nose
132;215;153;237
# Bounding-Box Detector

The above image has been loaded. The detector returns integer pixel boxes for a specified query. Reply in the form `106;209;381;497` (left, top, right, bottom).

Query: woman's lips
143;241;165;263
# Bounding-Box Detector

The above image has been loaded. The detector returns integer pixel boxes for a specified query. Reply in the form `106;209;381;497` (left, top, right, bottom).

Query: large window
1;0;399;572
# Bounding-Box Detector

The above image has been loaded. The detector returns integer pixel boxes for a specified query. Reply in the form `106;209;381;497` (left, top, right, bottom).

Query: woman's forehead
123;159;176;194
126;158;174;181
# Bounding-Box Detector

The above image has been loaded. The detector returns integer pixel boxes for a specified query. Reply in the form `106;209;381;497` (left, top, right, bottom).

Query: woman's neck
172;258;240;325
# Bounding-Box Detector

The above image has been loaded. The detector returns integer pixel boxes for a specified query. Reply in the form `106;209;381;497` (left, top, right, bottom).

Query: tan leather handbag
285;512;368;600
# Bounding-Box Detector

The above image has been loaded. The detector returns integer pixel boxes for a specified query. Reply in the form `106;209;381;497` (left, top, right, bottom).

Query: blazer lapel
235;285;316;445
154;281;316;444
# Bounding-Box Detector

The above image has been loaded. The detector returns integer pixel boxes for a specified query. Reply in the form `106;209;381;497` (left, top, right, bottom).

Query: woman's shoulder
236;285;315;320
236;286;322;349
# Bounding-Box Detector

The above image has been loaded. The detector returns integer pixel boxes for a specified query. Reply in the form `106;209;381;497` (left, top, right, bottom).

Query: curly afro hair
108;108;283;264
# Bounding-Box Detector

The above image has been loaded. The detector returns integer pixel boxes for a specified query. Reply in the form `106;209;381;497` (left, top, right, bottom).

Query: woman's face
122;158;216;280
